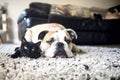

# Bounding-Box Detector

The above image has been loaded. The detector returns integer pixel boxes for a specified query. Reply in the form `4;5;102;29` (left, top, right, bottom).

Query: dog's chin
53;49;68;58
42;41;74;58
44;49;68;58
44;46;74;58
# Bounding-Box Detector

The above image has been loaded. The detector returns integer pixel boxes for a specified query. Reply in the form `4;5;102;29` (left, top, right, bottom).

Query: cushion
29;2;51;14
49;14;120;32
51;4;95;18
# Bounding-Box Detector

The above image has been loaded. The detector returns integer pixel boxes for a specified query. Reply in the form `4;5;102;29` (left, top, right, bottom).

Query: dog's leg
72;43;85;55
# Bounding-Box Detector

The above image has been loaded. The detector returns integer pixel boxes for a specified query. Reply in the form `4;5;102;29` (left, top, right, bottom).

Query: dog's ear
66;29;77;40
38;30;48;40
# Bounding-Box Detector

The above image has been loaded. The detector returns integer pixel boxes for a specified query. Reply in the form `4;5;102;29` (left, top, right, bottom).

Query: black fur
11;37;41;59
38;30;48;40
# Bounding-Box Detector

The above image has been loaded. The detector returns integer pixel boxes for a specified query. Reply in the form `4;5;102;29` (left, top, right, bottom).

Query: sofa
18;2;120;45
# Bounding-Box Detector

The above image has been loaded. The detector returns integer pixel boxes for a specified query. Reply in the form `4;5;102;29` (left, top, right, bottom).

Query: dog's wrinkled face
38;29;77;58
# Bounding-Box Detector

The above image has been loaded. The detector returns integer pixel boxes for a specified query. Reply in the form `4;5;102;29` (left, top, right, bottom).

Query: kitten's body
11;37;41;59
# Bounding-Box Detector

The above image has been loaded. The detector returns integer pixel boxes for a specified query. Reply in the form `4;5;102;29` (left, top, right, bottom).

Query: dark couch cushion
29;2;51;14
73;31;120;45
49;14;120;32
27;17;48;28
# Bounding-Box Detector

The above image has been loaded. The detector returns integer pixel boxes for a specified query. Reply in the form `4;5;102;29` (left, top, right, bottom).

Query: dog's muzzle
53;42;68;58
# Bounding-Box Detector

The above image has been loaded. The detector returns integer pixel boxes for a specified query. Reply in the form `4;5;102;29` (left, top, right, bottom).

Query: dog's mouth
53;49;68;58
52;42;68;58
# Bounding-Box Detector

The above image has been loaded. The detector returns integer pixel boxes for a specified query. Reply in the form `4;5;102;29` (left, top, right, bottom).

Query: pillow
66;5;93;18
50;4;68;15
51;4;94;18
104;9;120;19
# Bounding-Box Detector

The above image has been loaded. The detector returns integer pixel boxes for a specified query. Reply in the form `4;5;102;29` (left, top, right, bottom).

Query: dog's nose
57;42;64;47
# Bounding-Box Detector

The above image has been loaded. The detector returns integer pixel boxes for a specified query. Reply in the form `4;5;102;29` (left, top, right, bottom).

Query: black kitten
11;37;41;59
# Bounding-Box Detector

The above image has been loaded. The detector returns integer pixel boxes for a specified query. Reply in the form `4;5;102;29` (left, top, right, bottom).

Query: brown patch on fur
104;9;120;19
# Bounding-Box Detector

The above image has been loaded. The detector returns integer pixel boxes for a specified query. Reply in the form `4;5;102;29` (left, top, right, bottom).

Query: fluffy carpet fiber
0;44;120;80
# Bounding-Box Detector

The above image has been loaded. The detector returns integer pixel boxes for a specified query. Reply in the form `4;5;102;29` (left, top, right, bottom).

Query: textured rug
0;44;120;80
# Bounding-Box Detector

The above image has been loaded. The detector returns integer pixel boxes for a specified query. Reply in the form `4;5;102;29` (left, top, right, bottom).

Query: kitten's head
21;37;41;58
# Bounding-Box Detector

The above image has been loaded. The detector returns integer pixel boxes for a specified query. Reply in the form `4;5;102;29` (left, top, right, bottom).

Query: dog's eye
65;39;71;44
65;37;72;44
46;38;54;44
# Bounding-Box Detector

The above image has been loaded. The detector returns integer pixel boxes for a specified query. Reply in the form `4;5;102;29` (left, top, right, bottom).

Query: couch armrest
17;8;48;24
18;17;48;40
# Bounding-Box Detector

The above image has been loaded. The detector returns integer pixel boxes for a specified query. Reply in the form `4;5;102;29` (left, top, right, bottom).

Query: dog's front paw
74;48;86;55
78;48;85;53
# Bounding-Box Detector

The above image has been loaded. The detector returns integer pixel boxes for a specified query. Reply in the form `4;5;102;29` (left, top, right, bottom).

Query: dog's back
25;23;66;42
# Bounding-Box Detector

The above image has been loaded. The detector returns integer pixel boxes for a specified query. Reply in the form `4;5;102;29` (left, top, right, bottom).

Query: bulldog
24;23;82;58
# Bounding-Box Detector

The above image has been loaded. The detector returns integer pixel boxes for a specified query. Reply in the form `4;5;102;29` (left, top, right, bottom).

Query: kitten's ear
38;30;48;40
22;37;27;44
36;41;41;46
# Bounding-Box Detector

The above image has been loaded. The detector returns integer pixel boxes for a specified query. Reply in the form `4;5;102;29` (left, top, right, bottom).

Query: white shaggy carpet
0;44;120;80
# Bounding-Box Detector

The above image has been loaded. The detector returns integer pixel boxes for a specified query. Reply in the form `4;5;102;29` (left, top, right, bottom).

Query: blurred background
0;0;120;44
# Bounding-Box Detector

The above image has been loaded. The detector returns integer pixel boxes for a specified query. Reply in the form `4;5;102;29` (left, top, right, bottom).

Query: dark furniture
18;2;120;45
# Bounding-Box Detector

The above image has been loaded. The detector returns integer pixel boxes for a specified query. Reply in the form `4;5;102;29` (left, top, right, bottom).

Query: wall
0;0;120;43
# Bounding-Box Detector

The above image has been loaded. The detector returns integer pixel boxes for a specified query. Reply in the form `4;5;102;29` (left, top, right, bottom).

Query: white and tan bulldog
24;23;82;58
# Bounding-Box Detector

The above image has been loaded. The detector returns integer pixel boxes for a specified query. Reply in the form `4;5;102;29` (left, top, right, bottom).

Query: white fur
41;30;74;57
